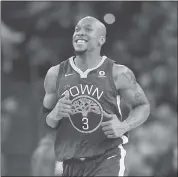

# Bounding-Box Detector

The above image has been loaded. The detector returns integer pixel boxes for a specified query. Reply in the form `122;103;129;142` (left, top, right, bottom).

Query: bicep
43;65;59;109
43;92;57;109
114;64;149;108
120;83;149;109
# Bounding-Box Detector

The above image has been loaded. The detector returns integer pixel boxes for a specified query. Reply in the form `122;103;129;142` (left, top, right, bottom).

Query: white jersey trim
116;95;122;119
69;56;107;78
118;144;127;176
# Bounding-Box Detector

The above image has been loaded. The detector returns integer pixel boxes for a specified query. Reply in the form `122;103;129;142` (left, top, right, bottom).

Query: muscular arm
113;64;150;131
43;65;60;128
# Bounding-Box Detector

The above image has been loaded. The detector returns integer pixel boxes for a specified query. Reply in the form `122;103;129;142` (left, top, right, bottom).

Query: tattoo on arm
121;69;136;85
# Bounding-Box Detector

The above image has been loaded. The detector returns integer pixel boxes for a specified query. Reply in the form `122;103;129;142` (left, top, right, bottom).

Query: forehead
76;18;97;27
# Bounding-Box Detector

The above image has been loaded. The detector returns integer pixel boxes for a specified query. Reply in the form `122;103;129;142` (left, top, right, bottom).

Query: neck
75;51;102;71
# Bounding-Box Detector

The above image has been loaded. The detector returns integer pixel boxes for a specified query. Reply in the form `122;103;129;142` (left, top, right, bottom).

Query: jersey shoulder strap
102;57;116;75
55;58;70;94
103;57;118;94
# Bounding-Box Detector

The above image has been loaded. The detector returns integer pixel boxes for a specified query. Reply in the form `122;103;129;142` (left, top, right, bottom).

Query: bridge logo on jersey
69;95;103;134
61;84;104;133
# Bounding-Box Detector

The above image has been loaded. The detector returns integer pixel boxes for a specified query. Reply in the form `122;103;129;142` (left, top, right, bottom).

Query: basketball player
43;16;150;176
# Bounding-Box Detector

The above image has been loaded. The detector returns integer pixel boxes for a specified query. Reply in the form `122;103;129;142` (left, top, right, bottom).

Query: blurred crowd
1;1;177;176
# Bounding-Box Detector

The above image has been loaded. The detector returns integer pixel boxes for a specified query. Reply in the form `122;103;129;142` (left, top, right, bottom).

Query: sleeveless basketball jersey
54;56;128;161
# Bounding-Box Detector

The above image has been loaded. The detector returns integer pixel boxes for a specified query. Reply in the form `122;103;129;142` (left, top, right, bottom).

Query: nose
76;29;86;36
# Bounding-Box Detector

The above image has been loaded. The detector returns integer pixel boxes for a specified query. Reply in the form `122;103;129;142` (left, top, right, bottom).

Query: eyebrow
75;24;93;28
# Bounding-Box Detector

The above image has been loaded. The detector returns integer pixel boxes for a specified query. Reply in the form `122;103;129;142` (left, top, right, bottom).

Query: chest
58;70;113;101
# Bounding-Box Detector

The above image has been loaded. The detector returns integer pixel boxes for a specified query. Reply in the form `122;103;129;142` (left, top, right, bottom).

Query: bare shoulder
45;65;60;78
44;64;60;93
113;63;137;90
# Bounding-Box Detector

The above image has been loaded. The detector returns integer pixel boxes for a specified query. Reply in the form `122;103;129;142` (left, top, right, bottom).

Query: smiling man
43;16;150;176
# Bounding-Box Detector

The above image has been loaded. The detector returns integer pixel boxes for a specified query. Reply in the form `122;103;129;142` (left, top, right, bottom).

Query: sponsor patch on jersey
98;71;106;77
69;95;103;134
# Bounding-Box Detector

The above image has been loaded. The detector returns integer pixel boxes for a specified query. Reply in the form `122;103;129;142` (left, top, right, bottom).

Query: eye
85;28;92;32
75;27;80;32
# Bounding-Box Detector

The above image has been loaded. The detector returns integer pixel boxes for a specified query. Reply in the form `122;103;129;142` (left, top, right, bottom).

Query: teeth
76;40;86;43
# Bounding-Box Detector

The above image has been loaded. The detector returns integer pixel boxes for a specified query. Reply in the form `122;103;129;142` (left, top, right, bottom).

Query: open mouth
75;39;87;44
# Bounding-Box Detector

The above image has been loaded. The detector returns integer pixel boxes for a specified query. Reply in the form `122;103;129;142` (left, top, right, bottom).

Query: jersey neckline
69;56;107;78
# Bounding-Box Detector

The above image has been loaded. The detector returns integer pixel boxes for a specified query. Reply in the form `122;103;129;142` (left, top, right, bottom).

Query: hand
54;91;72;120
101;111;130;138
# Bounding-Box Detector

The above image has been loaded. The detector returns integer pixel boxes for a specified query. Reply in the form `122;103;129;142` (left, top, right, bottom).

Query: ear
99;36;106;46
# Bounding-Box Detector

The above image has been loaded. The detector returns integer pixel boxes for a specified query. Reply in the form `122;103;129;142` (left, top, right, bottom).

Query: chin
74;49;87;55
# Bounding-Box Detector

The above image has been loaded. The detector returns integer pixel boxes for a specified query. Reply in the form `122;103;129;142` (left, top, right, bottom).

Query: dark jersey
54;56;128;161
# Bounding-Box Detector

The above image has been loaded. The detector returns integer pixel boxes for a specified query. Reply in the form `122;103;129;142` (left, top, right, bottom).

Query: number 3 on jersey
69;95;103;134
82;117;89;130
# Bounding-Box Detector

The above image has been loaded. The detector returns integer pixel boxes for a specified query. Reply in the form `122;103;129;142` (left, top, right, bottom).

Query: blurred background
1;1;177;176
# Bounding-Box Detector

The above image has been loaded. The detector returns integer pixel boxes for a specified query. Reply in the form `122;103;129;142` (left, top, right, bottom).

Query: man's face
72;19;102;54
